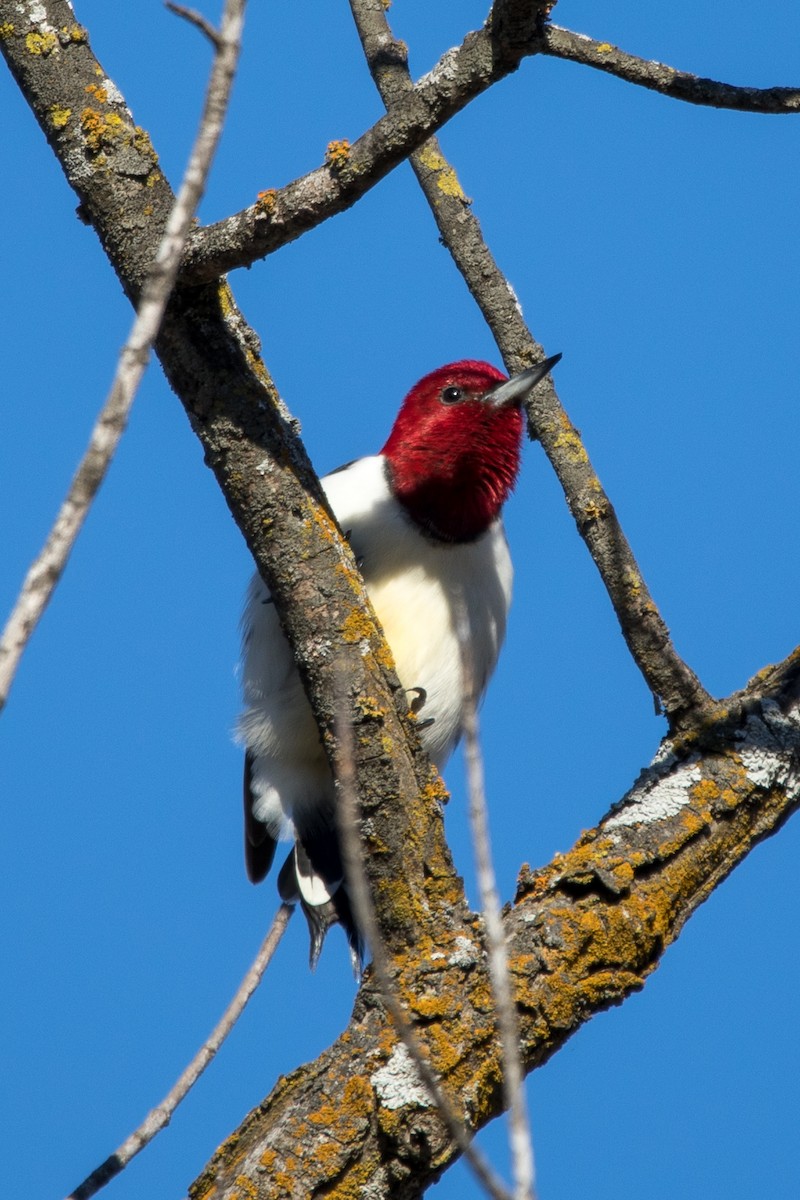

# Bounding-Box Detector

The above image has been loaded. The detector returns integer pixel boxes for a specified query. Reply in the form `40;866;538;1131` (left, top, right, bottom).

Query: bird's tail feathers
278;840;364;978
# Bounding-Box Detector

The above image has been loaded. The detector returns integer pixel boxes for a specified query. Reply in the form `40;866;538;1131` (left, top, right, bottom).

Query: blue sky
3;2;800;1197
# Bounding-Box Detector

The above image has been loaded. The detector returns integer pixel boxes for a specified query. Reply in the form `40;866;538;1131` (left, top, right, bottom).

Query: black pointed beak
486;352;562;408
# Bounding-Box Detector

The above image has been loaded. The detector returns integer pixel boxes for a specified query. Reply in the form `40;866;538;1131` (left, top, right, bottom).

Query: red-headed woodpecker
239;355;561;970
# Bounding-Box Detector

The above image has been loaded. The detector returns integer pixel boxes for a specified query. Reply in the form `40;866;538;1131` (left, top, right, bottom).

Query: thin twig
334;696;515;1200
457;605;536;1200
66;903;292;1200
0;0;247;715
166;2;221;47
347;0;712;730
542;25;800;113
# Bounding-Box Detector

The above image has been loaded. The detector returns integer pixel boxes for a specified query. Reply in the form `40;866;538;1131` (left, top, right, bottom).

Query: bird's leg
407;686;435;730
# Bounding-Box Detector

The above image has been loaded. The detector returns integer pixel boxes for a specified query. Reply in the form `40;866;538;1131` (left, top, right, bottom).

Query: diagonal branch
179;1;555;283
347;0;712;730
542;25;800;113
191;678;800;1199
0;0;247;714
67;904;292;1200
0;0;456;954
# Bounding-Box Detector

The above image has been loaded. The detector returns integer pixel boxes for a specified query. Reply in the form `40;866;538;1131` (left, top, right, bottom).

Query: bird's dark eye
440;386;464;405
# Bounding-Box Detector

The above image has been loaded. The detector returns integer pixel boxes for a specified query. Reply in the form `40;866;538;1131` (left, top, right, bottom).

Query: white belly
239;456;513;837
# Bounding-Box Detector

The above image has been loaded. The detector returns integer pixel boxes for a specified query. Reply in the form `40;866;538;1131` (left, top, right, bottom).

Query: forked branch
347;0;711;729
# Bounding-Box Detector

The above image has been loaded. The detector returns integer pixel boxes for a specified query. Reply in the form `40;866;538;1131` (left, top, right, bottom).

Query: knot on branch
487;0;553;62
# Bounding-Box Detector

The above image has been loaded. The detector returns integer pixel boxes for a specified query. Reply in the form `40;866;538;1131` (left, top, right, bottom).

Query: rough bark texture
348;0;710;728
190;683;800;1199
0;0;452;952
3;3;800;1198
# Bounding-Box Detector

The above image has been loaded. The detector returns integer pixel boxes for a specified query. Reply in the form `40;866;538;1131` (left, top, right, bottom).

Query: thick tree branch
178;1;555;283
542;25;800;113
5;4;800;1199
335;703;514;1200
347;0;711;730
191;678;800;1199
0;0;453;961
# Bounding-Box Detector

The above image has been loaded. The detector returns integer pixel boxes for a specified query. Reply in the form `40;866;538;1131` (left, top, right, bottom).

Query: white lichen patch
736;700;800;802
418;46;459;90
102;77;124;105
22;1;48;24
448;934;479;967
606;761;702;830
506;279;525;321
372;1043;434;1111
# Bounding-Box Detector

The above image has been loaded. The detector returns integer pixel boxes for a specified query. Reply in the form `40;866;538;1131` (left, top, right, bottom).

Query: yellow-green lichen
26;29;57;55
583;499;608;522
133;125;158;161
50;104;72;129
552;423;590;464
416;145;467;198
0;21;14;38
354;694;387;720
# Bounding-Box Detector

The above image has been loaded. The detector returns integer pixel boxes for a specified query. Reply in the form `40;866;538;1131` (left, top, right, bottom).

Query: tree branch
5;4;800;1199
542;25;800;113
191;678;800;1198
0;0;247;713
178;1;555;284
67;905;292;1200
460;621;536;1200
335;692;514;1200
347;0;711;730
0;0;449;938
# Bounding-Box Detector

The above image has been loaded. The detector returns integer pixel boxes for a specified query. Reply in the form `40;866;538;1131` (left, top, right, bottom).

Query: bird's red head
381;360;523;543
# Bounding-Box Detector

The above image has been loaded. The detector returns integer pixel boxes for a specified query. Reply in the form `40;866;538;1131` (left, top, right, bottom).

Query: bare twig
0;0;247;714
347;0;712;730
542;25;800;113
334;698;515;1200
166;1;221;47
67;903;292;1200
457;607;536;1200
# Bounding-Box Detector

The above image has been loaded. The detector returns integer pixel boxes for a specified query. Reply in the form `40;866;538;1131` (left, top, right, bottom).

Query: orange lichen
80;106;125;152
256;188;278;213
85;82;108;102
326;138;351;170
354;694;387;720
341;606;376;644
691;778;721;806
232;1176;258;1199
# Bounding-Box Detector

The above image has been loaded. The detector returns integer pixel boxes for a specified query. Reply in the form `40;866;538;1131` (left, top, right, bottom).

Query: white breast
239;455;513;838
